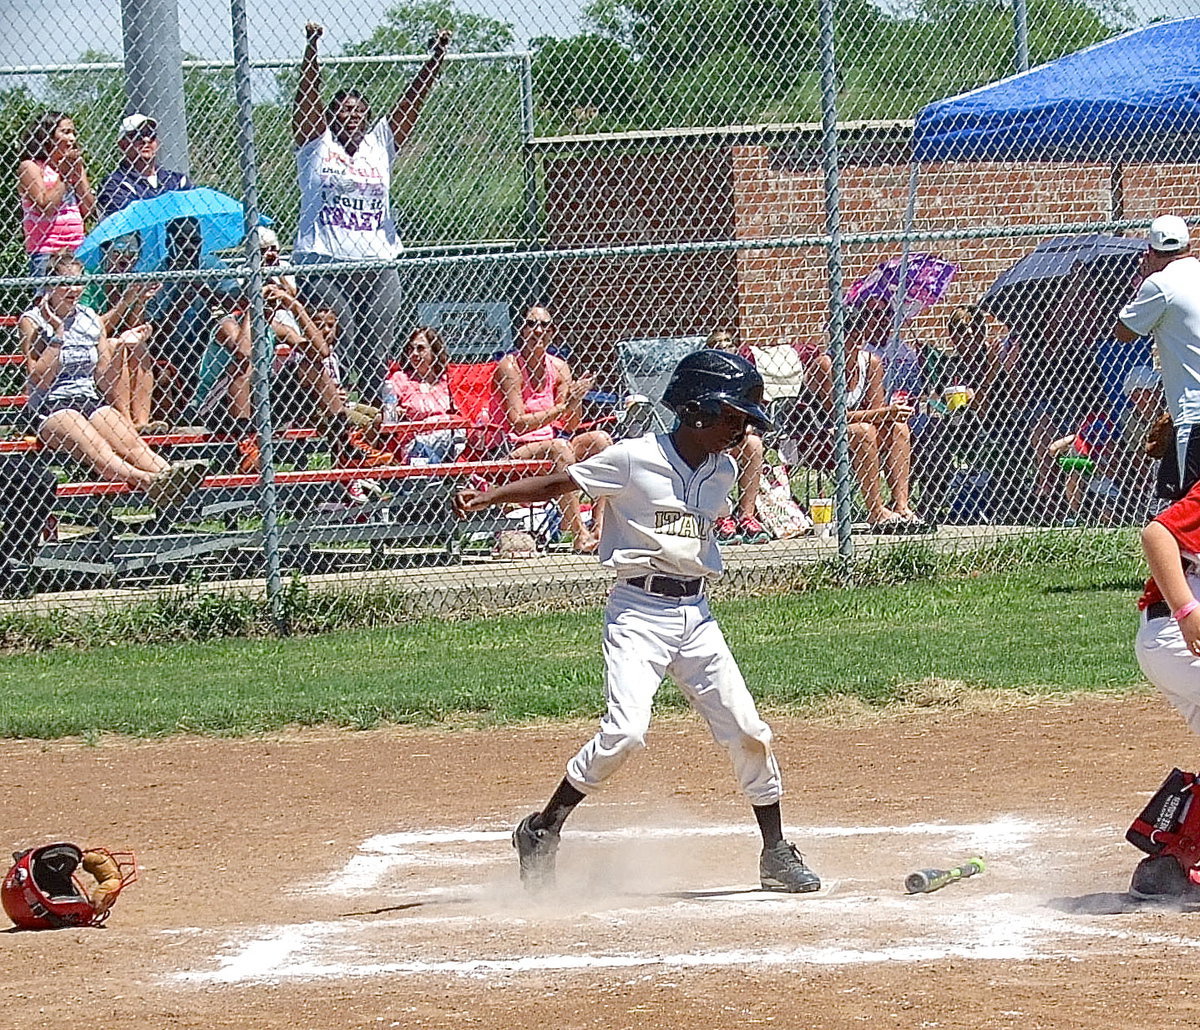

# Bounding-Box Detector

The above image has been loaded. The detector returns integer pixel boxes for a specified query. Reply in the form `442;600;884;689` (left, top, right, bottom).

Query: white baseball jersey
566;432;735;580
562;432;781;806
1119;257;1200;424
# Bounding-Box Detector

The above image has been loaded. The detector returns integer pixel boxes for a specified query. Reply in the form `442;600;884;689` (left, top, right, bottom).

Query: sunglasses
523;318;554;330
122;128;157;142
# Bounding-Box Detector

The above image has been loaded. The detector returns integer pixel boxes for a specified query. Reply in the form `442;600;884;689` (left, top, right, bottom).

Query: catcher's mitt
1145;411;1174;460
2;843;137;929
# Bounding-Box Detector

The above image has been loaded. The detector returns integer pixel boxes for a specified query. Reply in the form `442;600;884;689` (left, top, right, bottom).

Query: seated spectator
805;307;929;532
17;110;95;279
96;113;192;218
146;216;232;426
912;304;1006;521
1113;366;1165;521
1009;261;1110;517
382;326;464;463
1047;412;1123;525
493;305;613;552
195;285;389;472
254;226;298;299
18;251;208;507
705;330;770;545
80;233;162;432
854;296;922;403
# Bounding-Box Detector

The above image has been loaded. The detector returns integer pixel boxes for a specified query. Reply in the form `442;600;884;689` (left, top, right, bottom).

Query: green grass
0;561;1146;739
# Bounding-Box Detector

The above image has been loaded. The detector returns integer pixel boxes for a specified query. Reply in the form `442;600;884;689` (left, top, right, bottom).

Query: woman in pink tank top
17;112;95;277
493;304;613;552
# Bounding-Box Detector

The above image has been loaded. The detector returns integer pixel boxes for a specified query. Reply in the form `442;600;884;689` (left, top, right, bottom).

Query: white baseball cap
1148;215;1190;253
118;113;157;138
252;226;280;249
1123;365;1161;394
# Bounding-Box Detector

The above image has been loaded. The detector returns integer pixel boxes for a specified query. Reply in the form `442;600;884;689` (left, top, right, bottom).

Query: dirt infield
5;693;1200;1030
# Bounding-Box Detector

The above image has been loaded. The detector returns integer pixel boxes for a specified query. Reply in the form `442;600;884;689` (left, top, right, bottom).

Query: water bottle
380;382;400;427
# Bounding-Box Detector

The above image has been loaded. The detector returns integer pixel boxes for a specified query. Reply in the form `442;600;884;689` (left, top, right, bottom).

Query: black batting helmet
662;350;773;431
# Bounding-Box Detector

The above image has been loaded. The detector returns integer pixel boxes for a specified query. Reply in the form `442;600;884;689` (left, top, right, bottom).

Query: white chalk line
171;817;1198;987
174;903;1182;986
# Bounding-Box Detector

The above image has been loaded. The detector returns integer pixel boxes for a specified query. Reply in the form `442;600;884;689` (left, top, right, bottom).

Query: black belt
625;575;704;598
1147;600;1171;620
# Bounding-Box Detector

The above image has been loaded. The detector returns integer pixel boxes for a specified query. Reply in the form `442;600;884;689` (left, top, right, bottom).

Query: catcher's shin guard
1127;769;1200;867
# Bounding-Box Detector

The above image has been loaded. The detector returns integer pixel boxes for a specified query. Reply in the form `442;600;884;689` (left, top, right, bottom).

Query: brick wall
540;127;1198;385
541;147;738;385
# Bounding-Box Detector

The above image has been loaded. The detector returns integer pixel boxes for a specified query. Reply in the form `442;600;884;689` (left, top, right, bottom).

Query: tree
532;35;650;130
0;86;42;302
342;0;515;57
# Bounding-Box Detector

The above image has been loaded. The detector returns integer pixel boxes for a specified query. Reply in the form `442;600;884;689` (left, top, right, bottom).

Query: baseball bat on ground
904;857;985;894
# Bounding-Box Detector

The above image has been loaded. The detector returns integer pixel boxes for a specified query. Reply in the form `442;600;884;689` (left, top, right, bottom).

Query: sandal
868;514;913;535
899;511;936;534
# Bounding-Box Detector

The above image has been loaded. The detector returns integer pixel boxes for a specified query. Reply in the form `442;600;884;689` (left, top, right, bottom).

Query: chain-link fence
0;0;1189;617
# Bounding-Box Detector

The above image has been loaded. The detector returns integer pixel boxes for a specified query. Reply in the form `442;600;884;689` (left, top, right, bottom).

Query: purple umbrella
846;253;959;323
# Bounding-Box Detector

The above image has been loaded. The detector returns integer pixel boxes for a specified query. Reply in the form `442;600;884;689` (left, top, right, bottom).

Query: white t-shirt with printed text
294;120;399;261
567;433;734;580
1119;256;1200;424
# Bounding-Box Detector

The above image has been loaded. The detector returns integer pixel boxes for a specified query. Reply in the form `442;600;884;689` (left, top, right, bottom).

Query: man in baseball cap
1148;215;1191;254
97;112;192;219
1115;215;1200;499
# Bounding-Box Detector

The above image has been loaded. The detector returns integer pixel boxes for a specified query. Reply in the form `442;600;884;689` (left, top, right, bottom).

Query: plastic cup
810;498;833;538
944;385;970;412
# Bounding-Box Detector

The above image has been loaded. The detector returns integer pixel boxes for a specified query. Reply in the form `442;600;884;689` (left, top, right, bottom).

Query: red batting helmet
2;843;135;930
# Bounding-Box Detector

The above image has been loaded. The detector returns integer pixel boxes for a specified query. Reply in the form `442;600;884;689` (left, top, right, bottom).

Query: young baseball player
456;349;821;894
1128;478;1200;900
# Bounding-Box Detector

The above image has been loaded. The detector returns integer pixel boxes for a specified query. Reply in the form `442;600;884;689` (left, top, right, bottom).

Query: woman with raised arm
17;111;95;279
291;20;451;395
19;251;208;508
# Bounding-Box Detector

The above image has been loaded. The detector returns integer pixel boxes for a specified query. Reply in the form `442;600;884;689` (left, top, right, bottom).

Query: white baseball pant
1136;611;1200;735
565;583;783;805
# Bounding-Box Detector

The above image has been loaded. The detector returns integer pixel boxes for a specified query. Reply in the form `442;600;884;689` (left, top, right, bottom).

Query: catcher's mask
662;350;773;432
2;843;137;930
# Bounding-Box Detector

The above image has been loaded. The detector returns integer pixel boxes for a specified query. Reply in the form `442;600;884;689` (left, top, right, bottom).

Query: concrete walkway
0;523;1038;619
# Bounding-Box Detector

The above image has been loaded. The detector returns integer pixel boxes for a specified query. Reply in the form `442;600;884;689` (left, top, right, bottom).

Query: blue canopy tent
913;17;1200;164
875;17;1200;387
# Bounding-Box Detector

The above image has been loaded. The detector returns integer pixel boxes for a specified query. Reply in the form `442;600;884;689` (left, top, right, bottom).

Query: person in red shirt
1129;481;1200;899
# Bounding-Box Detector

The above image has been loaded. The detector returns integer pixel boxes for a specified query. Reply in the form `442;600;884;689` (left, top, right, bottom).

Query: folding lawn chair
616;335;706;434
447;360;505;462
748;342;832;503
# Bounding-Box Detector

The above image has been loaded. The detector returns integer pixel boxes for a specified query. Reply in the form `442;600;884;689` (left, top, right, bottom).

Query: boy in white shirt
457;350;822;894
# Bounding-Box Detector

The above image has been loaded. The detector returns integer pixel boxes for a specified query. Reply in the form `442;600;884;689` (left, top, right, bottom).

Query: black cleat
760;840;821;893
513;813;559;890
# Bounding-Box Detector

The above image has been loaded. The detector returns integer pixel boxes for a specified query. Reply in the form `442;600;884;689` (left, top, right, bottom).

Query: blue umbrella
76;187;272;273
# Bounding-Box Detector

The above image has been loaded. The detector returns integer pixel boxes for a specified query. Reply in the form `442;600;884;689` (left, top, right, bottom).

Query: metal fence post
229;0;285;631
119;0;191;172
819;0;853;560
1013;0;1030;73
519;53;541;247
